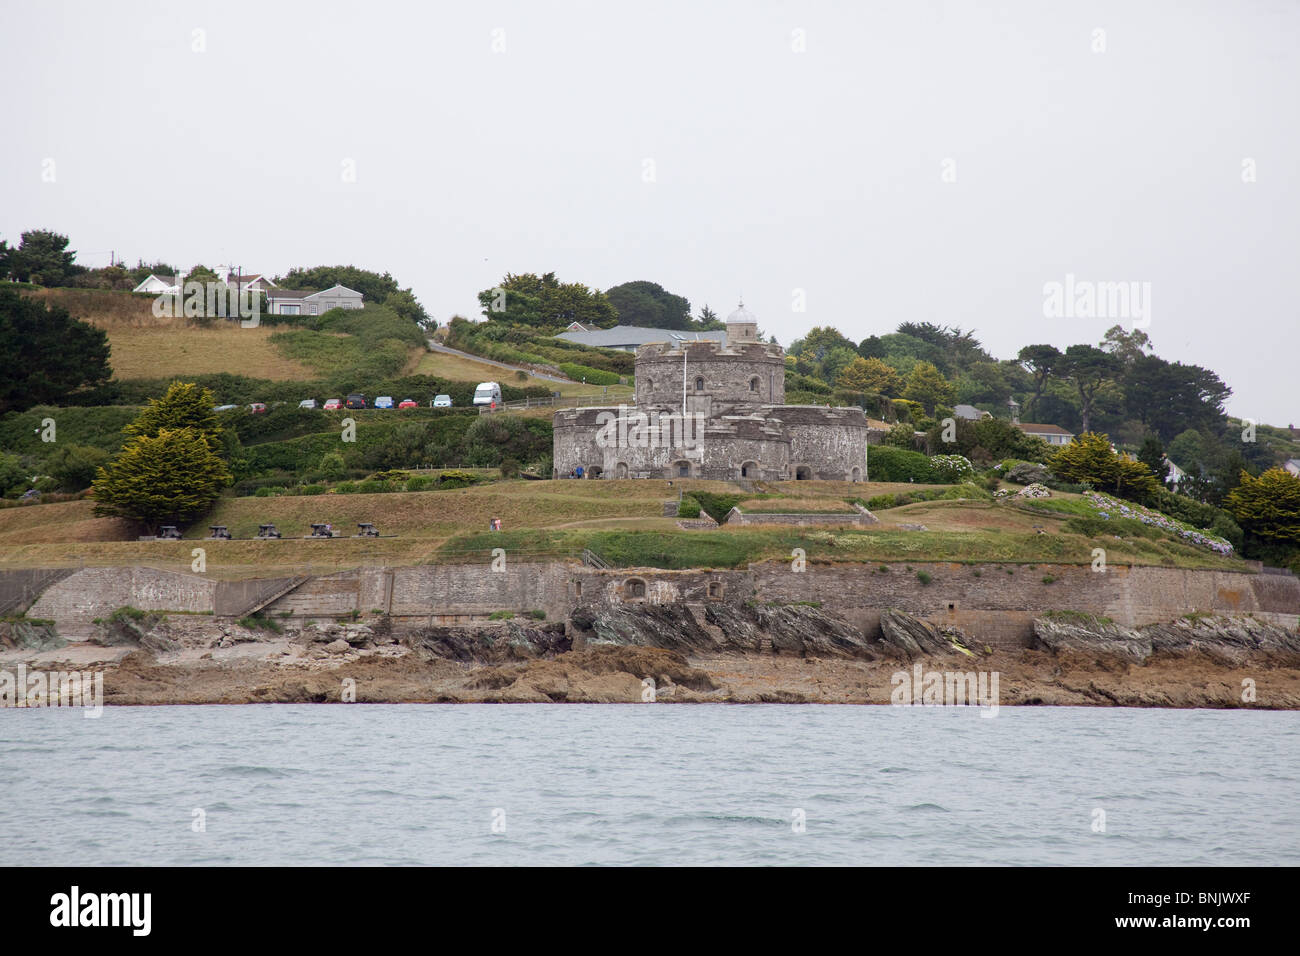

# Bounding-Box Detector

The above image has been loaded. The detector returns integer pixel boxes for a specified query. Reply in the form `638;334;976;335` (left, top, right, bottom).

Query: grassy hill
0;478;1248;576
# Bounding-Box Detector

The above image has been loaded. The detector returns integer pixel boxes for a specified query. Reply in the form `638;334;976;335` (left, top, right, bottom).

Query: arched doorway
615;462;628;479
740;460;759;478
588;465;603;479
672;460;692;478
851;466;862;482
624;578;646;599
795;465;812;480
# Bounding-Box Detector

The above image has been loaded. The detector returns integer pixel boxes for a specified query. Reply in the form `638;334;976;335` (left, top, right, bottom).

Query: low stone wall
725;507;878;527
15;560;1299;651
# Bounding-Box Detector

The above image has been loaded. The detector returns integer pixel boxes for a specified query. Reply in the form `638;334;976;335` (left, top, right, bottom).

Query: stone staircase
230;575;311;618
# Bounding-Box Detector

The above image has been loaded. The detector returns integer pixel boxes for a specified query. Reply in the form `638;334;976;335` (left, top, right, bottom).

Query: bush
677;496;702;518
929;454;975;482
335;481;357;494
253;486;284;497
406;475;434;492
916;569;932;585
499;457;521;478
866;445;942;483
558;363;620;386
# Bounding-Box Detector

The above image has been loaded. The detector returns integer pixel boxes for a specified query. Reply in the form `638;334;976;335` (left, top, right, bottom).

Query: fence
478;392;621;414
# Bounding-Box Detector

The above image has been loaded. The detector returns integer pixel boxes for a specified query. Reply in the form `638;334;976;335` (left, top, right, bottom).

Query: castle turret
726;300;760;343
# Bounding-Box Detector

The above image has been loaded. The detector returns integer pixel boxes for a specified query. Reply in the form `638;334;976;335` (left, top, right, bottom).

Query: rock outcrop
406;620;571;663
1032;613;1300;663
0;619;66;652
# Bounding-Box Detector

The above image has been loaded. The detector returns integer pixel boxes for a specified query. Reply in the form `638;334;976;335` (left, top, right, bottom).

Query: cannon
308;523;337;538
256;524;282;539
208;526;232;539
356;522;379;537
158;526;182;540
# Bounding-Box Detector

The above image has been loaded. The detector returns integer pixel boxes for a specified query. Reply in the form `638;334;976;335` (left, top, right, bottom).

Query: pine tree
93;429;232;531
125;381;223;446
1224;469;1300;546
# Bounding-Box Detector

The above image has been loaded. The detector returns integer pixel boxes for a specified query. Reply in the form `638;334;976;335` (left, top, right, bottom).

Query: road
424;341;574;384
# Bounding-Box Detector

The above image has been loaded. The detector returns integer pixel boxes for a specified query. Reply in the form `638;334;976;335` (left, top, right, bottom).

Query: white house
215;265;277;293
266;284;364;316
132;273;180;295
1284;459;1300;478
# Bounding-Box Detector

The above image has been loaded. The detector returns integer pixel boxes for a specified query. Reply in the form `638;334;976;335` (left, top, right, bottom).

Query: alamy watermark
152;279;261;328
1;665;103;717
1043;273;1150;329
595;406;706;450
890;662;999;715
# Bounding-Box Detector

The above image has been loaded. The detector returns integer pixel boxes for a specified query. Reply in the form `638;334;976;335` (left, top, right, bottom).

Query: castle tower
726;300;760;343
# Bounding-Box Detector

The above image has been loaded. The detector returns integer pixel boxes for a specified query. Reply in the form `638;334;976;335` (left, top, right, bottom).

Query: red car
398;399;419;409
323;398;343;410
248;403;267;414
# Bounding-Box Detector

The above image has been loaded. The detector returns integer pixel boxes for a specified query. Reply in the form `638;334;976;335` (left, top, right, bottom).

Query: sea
1;704;1296;866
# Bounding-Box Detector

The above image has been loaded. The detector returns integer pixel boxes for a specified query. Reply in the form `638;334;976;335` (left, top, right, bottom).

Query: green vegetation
0;286;112;414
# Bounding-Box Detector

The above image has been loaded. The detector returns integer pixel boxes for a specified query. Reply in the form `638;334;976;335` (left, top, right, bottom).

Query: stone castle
552;304;869;480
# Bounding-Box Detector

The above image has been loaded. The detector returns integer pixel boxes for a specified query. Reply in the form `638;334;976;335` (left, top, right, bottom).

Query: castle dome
727;301;757;325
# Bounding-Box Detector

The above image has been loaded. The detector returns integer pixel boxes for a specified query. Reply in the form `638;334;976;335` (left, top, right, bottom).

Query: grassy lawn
0;480;1248;574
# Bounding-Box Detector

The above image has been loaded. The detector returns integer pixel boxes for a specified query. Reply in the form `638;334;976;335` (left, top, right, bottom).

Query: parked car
398;399;419;409
248;403;267;414
375;396;395;409
345;393;367;409
298;399;317;409
323;398;343;410
432;394;453;408
213;404;238;412
472;381;502;406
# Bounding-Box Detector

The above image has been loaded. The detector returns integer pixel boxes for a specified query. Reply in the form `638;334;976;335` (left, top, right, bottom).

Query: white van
473;381;503;406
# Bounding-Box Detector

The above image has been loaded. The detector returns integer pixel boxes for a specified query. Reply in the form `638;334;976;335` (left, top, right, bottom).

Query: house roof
556;325;727;349
267;289;312;299
132;273;179;290
304;284;363;299
1014;422;1073;436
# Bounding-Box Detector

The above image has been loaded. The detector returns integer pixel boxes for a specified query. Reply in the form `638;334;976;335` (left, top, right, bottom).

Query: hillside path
425;340;574;384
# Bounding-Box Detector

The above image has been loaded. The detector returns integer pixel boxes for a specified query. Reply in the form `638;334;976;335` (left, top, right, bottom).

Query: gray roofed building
556;324;727;352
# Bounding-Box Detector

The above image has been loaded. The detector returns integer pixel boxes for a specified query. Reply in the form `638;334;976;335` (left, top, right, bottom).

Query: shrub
866;445;941;482
406;475;434;492
254;486;284;497
558;363;620;386
929;454;975;482
488;610;515;620
916;569;932;585
500;457;521;478
335;481;357;494
677;496;702;518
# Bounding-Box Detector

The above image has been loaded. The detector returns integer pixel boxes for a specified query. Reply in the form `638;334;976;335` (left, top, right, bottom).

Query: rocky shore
3;604;1299;708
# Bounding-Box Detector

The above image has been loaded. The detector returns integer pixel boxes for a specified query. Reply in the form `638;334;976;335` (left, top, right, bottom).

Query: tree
1017;344;1063;418
902;361;956;414
0;287;112;414
1100;324;1153;365
476;272;617;329
46;444;110;492
605;280;693;330
92;429;232;531
1224;469;1300;548
126;382;224;447
1050;432;1159;503
4;230;81;285
383;289;432;328
0;452;29;497
698;304;721;328
1137;436;1169;482
1060;344;1120;433
838;356;903;396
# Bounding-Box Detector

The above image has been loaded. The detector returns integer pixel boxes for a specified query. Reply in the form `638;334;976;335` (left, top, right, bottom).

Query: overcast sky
2;0;1295;422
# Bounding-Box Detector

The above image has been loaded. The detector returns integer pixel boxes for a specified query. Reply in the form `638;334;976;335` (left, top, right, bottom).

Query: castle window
674;460;691;478
694;377;705;391
749;377;759;392
625;578;646;599
707;582;723;600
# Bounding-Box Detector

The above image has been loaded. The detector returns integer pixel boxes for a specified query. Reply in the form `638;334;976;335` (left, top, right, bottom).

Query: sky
2;0;1296;423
